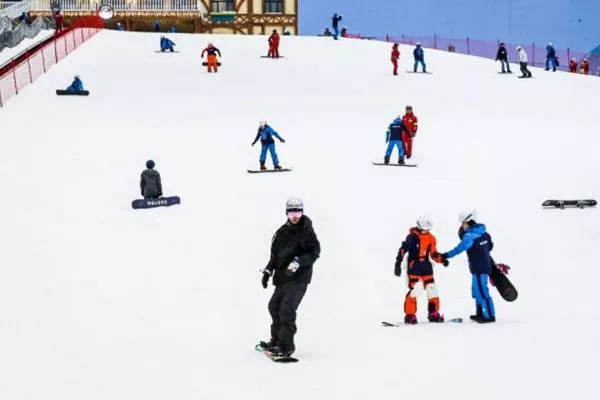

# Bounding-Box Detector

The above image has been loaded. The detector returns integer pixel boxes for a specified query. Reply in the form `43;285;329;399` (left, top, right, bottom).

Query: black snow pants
268;281;308;353
520;62;532;77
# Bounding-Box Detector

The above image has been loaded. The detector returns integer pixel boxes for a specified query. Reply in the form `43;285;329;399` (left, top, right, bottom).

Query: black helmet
146;160;155;169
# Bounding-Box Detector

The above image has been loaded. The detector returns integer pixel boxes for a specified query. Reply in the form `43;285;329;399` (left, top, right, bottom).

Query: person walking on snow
495;42;512;73
201;42;221;73
251;120;285;170
413;43;426;73
140;160;163;199
516;46;532;78
394;216;448;324
384;116;406;165
401;105;418;159
391;43;400;75
268;29;280;58
259;197;321;357
331;13;342;40
437;210;496;323
545;42;557;71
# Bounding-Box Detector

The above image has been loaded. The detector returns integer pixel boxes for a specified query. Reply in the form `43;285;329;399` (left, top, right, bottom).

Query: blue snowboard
131;196;180;209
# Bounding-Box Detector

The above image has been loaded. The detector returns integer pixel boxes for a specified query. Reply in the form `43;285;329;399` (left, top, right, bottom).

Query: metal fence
29;0;203;12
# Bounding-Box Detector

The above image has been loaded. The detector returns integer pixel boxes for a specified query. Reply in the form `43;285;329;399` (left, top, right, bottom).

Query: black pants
268;282;308;352
520;62;532;77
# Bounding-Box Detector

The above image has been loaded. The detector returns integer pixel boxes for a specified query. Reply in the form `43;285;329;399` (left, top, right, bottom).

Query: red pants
391;59;398;75
207;55;218;72
268;45;280;58
402;132;413;158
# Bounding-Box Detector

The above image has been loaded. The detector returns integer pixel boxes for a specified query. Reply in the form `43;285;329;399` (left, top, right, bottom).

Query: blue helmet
146;160;155;169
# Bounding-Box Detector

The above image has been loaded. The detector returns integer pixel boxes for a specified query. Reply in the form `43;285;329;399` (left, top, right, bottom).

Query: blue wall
299;0;600;52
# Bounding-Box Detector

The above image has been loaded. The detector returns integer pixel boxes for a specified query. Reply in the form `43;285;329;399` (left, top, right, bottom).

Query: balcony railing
1;1;33;19
29;0;204;13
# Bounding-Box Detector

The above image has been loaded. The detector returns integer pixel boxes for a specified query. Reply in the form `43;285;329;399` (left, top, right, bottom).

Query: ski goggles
286;209;303;219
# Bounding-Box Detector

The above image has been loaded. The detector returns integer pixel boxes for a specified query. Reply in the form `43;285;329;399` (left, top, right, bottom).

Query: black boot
470;305;483;321
260;162;266;171
259;339;278;352
384;156;390;165
398;157;405;165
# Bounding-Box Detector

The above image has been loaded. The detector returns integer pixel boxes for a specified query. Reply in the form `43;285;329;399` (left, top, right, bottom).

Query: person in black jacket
259;197;321;357
331;13;342;40
495;42;512;73
140;160;163;199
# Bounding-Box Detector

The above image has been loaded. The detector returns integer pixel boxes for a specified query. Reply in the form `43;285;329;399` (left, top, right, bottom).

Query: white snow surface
0;29;54;66
0;30;599;400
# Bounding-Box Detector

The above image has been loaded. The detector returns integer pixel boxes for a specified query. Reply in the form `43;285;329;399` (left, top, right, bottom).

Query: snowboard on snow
131;196;181;209
542;199;596;209
260;55;285;58
155;50;180;53
247;168;292;173
381;318;463;327
202;61;222;66
490;259;518;302
254;344;299;363
406;71;432;74
56;90;89;96
372;162;417;167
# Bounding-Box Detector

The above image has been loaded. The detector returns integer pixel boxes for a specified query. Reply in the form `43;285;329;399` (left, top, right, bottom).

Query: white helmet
286;197;303;211
548;42;552;46
259;120;267;128
516;46;522;51
416;216;432;231
459;210;477;223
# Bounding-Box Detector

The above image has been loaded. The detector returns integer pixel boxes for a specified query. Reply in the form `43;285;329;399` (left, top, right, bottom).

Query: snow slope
0;31;599;400
0;29;54;66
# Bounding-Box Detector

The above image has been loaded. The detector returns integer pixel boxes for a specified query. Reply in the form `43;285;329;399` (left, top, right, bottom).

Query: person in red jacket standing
268;30;280;59
401;105;418;159
568;58;578;73
201;42;221;73
54;11;64;33
580;59;590;75
391;43;400;75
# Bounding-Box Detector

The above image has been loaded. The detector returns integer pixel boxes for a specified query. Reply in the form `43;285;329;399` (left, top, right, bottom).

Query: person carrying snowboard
66;75;84;93
394;216;448;324
495;42;511;73
201;42;221;73
391;43;400;75
413;43;426;73
401;105;418;159
259;197;321;357
140;160;163;199
437;210;496;323
384;116;406;165
268;29;280;58
160;36;175;52
251;120;285;170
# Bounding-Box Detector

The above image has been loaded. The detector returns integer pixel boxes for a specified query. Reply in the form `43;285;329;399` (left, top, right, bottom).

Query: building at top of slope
28;0;298;35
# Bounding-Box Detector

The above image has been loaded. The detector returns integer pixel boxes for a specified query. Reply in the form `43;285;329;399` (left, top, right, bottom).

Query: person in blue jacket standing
331;13;342;40
545;42;557;71
384;116;406;165
438;210;496;323
66;75;84;92
251;120;285;170
160;36;175;52
413;43;427;73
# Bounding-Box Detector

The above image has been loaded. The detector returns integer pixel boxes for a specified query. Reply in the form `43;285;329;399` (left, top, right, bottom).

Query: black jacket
496;47;508;61
140;169;163;198
265;215;321;286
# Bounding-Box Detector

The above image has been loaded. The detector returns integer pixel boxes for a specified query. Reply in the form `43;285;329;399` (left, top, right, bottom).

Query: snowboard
56;90;89;96
131;196;181;209
202;61;222;66
490;259;518;302
260;56;285;58
497;72;513;74
155;50;179;53
406;71;432;74
381;318;463;327
372;162;417;167
542;199;596;209
247;168;292;173
254;344;299;363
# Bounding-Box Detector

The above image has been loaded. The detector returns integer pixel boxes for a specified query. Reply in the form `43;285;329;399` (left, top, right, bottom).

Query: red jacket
391;47;400;61
581;60;590;74
568;60;577;73
269;32;280;47
55;13;63;26
402;113;418;135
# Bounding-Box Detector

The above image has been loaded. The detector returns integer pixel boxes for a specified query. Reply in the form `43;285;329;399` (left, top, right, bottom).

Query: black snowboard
56;90;89;96
202;61;222;66
260;56;285;58
406;71;432;74
132;196;181;209
372;162;417;167
490;259;518;302
542;199;596;209
381;318;463;326
255;344;298;363
155;50;179;53
247;168;291;173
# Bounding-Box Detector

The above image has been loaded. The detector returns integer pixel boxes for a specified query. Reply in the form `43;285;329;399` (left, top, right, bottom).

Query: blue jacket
66;78;83;92
546;45;556;58
253;125;283;145
414;47;424;60
386;118;405;141
161;37;175;50
446;223;493;275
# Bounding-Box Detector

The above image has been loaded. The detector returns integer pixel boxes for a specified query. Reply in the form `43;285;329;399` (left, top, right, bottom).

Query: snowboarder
331;13;342;40
495;42;512;73
140;160;163;199
201;42;221;73
401;105;418;159
251;120;285;170
516;46;532;78
391;43;400;75
259;197;321;357
160;36;175;52
568;58;578;73
413;43;426;73
545;42;557;71
437;210;496;323
65;75;84;92
394;216;448;324
268;29;280;58
384;116;406;165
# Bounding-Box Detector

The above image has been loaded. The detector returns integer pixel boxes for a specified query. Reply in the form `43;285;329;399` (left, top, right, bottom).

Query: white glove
287;259;300;274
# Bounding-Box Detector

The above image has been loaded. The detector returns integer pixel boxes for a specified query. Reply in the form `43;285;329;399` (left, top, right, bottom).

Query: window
264;0;283;13
212;0;234;12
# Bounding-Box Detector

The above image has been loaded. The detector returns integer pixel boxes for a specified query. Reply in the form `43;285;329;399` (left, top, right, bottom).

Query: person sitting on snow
66;75;84;92
160;36;175;52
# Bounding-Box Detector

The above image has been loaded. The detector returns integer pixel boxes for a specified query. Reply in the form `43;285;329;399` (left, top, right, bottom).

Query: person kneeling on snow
66;75;84;92
160;36;175;52
140;160;163;199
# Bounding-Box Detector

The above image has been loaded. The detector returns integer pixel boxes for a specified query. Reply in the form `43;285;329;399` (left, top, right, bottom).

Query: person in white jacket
516;46;532;78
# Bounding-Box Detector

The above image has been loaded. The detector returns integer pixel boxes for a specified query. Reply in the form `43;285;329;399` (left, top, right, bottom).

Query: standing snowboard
542;199;596;209
131;196;180;209
490;259;517;302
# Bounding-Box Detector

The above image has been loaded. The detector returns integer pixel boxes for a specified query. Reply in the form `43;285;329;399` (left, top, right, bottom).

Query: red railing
0;16;104;108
